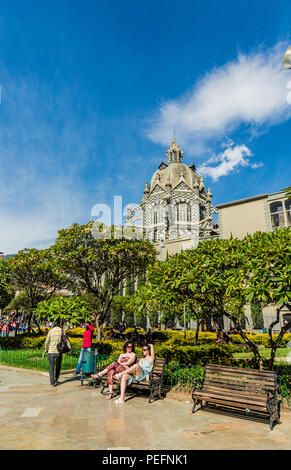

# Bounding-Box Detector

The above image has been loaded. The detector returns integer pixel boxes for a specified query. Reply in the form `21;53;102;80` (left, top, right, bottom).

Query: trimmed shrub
151;344;243;367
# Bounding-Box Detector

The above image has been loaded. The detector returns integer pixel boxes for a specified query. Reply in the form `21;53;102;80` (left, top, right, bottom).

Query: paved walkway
0;368;290;450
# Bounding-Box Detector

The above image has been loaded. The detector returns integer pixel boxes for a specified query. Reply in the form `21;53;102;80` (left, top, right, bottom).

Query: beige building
215;190;291;331
217;190;291;239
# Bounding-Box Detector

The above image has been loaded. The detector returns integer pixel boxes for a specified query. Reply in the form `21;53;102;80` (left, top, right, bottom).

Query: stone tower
135;137;217;247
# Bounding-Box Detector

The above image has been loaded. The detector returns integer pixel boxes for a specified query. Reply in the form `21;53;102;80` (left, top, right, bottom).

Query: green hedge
150;344;246;367
1;330;291;372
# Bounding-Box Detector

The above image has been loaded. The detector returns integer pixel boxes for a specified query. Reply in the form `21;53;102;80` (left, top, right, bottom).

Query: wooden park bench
192;364;281;430
92;356;166;403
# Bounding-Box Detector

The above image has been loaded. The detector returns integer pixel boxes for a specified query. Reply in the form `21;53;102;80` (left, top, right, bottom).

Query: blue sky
0;0;290;253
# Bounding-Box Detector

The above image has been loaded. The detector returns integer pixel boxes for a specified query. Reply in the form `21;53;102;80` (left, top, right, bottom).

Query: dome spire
166;135;184;164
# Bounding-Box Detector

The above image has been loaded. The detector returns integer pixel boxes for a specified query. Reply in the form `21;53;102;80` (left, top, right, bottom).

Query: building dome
150;162;199;193
149;137;200;193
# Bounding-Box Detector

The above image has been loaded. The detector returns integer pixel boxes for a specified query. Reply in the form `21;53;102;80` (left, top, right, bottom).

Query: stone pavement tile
0;408;9;417
1;370;291;450
66;417;89;435
20;407;42;418
210;422;248;431
106;430;130;449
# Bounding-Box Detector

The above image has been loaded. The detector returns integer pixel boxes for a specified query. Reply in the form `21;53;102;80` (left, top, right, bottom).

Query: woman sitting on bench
114;343;155;404
91;341;136;400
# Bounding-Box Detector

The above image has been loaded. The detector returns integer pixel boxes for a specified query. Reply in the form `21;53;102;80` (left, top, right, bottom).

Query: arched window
187;205;191;222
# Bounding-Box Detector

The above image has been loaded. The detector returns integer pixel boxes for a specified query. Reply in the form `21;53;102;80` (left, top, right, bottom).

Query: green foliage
35;296;89;326
5;248;67;332
250;299;264;329
0;260;14;309
51;222;157;334
153;343;245;367
109;295;135;326
133;229;291;369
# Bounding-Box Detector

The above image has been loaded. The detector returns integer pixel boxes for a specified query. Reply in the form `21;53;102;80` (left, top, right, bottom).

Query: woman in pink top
74;322;95;375
91;341;136;400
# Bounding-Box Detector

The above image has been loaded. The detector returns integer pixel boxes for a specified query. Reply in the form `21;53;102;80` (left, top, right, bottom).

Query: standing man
44;322;71;387
74;321;95;376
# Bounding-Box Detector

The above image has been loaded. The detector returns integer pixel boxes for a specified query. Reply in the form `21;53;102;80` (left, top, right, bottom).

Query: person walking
74;321;95;376
44;322;71;387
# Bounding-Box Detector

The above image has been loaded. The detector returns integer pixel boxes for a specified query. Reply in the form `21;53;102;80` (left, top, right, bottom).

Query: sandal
114;398;124;404
106;393;114;400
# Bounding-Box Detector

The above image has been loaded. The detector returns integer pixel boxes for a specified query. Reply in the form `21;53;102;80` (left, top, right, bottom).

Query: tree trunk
225;311;264;369
33;316;41;334
95;313;103;341
195;321;200;345
27;312;32;333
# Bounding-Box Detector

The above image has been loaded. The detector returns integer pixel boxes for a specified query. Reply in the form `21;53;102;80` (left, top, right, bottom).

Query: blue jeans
76;347;91;373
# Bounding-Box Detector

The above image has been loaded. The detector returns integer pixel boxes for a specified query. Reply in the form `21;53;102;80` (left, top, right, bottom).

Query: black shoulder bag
57;329;70;354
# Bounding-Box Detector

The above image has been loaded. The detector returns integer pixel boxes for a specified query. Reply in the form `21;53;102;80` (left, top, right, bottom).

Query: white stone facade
127;137;218;247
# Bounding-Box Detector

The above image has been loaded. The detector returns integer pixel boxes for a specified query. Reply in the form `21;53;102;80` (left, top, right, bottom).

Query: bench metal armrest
266;388;276;399
192;377;203;399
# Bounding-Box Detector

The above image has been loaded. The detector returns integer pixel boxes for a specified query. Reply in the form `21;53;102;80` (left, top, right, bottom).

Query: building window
176;204;180;222
285;200;291;226
187;205;191;222
269;200;291;228
199;204;206;221
153;211;158;225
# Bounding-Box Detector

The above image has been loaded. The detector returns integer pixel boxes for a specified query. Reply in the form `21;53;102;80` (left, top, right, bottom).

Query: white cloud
197;144;261;181
147;41;291;159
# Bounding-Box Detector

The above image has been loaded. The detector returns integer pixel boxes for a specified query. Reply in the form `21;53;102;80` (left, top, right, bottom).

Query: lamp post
282;46;291;70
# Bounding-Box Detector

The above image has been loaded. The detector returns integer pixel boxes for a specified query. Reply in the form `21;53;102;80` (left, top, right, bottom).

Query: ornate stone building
126;137;218;256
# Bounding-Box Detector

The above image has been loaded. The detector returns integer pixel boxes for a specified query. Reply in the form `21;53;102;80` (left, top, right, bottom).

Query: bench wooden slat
206;365;276;378
206;363;276;373
195;396;268;414
194;390;268;409
203;381;271;396
201;385;268;400
198;389;268;405
204;376;275;389
206;367;276;379
205;376;275;388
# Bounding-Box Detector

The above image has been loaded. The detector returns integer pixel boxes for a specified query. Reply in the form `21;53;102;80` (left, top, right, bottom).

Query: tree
244;228;291;369
52;222;156;339
134;229;291;369
35;296;89;327
110;295;135;326
282;186;291;200
250;299;264;330
0;259;15;310
131;259;208;341
7;248;67;332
